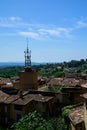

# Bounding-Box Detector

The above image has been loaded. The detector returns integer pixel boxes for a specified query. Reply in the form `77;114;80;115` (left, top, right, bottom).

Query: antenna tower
24;39;31;67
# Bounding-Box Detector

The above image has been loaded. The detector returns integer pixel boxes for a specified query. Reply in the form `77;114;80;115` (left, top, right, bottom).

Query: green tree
54;71;65;77
11;111;53;130
11;110;72;130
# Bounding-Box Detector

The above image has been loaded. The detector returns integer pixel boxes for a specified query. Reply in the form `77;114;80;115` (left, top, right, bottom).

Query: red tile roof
0;90;9;103
69;105;84;125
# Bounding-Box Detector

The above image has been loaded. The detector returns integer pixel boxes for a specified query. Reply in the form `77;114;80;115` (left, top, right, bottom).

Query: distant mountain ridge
0;62;41;68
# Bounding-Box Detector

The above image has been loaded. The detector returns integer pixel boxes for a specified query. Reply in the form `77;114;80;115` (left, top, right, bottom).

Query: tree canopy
11;110;71;130
11;111;52;130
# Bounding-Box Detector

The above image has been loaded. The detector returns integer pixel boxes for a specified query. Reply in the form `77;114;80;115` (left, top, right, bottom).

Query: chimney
19;90;24;99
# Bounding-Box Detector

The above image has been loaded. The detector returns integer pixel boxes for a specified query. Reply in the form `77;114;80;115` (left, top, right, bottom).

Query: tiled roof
81;93;87;99
13;93;53;105
33;94;53;102
4;95;19;104
81;83;87;88
1;83;13;88
0;78;11;85
13;94;33;105
69;105;84;125
0;90;9;103
48;78;87;87
0;88;54;105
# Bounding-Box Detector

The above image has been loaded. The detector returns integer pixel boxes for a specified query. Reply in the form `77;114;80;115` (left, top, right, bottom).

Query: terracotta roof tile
4;95;19;104
81;93;87;99
48;78;87;87
13;94;33;105
13;93;53;105
0;90;9;103
33;94;53;102
69;105;84;125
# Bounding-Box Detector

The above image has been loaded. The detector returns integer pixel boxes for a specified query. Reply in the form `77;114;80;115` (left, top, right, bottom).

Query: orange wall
19;71;38;90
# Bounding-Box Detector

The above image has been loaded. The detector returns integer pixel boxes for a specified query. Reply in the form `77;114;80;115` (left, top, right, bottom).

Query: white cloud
19;31;39;39
1;16;87;40
0;16;22;28
0;16;22;22
38;29;60;36
76;20;87;28
9;16;22;21
18;26;73;40
38;27;72;38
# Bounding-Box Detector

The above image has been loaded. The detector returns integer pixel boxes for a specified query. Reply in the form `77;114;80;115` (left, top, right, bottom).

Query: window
5;117;8;124
4;105;8;113
14;105;22;111
16;114;22;122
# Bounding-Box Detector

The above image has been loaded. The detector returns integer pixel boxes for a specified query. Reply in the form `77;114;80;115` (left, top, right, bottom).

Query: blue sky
0;0;87;62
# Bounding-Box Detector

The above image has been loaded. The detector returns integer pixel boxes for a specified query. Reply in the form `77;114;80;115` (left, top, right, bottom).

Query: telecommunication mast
24;39;31;67
19;39;38;90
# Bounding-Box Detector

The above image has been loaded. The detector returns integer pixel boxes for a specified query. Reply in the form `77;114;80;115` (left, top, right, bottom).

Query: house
0;90;20;126
48;77;87;87
69;105;85;130
11;92;56;122
61;87;85;105
1;84;19;95
0;78;11;87
0;91;34;126
47;77;87;105
0;88;56;127
32;94;55;118
0;90;9;126
81;93;87;130
11;77;20;90
3;94;20;126
12;93;35;122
